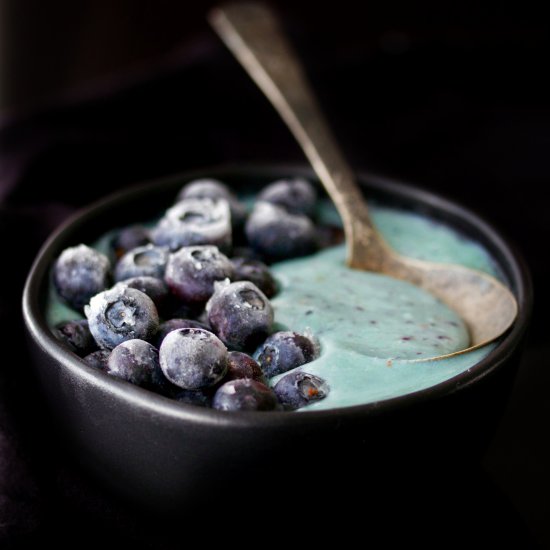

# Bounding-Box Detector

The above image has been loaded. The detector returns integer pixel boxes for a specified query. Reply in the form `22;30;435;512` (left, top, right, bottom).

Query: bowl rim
22;163;533;428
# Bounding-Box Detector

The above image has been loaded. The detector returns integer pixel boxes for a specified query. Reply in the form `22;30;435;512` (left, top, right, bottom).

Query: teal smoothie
270;204;499;410
46;200;500;412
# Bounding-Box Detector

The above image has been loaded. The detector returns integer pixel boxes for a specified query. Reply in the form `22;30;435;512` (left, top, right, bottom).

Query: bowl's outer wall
23;165;532;510
28;336;525;510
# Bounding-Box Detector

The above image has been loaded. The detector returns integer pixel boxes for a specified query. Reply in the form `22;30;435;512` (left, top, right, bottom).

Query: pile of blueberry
52;178;334;411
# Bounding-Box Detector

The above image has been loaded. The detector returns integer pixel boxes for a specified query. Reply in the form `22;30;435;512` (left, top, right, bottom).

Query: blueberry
206;281;273;351
83;349;110;370
254;331;318;378
159;328;228;389
152;198;232;252
166;301;205;322
231;246;264;262
195;308;212;328
85;286;159;350
54;244;111;310
212;379;279;411
257;178;317;217
273;371;329;410
231;257;278;298
114;244;169;282
107;339;167;391
175;388;213;408
155;318;211;348
113;276;170;313
316;224;345;249
164;245;234;304
111;225;150;259
177;178;247;229
224;351;266;383
245;202;317;261
53;319;97;356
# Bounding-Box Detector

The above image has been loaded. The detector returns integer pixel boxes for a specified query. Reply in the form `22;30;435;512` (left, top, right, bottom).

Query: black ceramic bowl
22;165;531;514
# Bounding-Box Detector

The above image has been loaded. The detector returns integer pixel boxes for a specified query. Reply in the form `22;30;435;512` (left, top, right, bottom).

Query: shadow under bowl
22;164;532;512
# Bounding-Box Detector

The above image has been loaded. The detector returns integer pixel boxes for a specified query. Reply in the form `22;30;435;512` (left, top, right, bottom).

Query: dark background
1;1;548;547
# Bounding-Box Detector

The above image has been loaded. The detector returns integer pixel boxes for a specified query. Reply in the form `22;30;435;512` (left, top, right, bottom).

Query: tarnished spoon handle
209;2;386;269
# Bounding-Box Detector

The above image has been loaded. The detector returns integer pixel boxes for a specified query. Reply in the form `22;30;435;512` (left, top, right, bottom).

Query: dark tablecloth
1;10;548;548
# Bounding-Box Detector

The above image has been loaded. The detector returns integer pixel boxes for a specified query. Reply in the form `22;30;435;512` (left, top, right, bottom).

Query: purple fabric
1;22;548;548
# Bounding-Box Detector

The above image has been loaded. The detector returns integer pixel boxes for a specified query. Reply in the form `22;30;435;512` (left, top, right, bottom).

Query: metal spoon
209;2;518;357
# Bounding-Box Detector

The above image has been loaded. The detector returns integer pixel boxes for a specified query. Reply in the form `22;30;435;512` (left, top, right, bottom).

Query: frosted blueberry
177;178;247;229
212;379;279;411
54;244;111;310
255;331;318;378
224;351;266;383
111;225;150;258
152;197;232;252
107;339;166;390
83;349;110;371
114;244;169;282
257;177;317;217
159;328;228;390
164;245;234;304
113;276;170;311
231;257;277;298
155;318;211;348
175;388;213;408
273;371;329;410
245;202;317;261
85;286;159;350
53;319;97;356
206;281;273;351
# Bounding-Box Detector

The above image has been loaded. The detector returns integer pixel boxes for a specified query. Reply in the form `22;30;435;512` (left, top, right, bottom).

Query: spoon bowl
209;2;518;355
